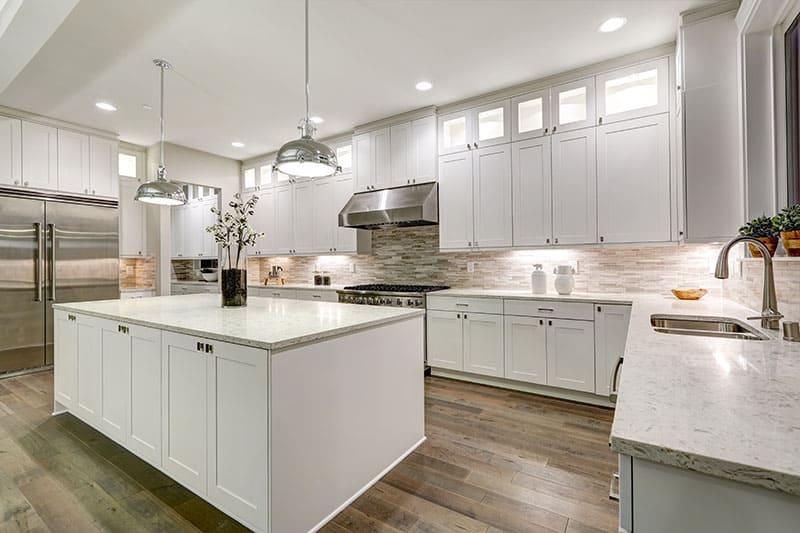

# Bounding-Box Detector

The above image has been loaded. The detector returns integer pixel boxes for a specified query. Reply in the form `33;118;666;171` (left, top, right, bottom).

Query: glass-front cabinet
437;99;511;155
438;110;473;155
551;77;596;133
596;58;669;124
511;89;551;141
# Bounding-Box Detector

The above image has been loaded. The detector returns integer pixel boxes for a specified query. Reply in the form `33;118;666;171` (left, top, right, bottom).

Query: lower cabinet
75;315;101;426
54;311;78;410
99;319;131;444
294;290;338;302
426;310;503;377
127;324;163;466
503;316;547;385
595;304;632;397
545;319;595;393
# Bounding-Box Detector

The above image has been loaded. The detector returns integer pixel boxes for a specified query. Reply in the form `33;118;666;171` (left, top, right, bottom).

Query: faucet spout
715;236;782;329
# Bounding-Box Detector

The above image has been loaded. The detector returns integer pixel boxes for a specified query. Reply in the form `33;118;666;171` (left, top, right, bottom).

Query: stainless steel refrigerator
0;190;119;374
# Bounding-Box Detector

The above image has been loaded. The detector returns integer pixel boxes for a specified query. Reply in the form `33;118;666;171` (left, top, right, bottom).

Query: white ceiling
0;0;715;161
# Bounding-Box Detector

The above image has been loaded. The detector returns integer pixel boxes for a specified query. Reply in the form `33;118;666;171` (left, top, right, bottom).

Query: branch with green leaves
205;193;265;270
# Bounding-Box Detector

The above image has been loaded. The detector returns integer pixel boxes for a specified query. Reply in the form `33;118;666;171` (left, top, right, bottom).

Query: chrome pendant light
274;0;339;179
135;59;187;205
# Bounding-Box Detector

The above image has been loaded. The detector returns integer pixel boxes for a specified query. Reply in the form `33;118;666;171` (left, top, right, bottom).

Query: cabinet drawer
426;296;503;314
263;288;297;299
295;290;338;302
503;299;594;321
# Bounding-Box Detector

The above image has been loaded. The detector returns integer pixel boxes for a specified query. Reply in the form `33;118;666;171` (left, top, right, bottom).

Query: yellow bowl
671;288;708;301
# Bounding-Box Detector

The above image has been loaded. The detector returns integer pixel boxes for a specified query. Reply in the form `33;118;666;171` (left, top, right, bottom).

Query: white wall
146;142;241;294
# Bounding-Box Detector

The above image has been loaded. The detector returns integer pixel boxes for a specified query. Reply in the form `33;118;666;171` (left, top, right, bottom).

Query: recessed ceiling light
599;17;627;33
415;80;433;92
231;141;245;148
95;102;117;111
309;116;324;124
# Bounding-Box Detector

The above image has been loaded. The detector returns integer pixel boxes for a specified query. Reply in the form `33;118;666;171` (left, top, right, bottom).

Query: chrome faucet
714;236;782;329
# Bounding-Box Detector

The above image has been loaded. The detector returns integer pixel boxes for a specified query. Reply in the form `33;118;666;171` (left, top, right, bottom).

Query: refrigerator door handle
34;222;42;302
48;223;56;302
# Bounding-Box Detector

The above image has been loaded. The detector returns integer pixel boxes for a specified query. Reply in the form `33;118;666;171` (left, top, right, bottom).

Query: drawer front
263;288;297;299
295;290;338;302
426;296;503;314
504;299;594;320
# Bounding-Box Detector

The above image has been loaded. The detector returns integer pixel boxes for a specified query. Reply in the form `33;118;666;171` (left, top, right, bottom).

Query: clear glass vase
221;268;247;307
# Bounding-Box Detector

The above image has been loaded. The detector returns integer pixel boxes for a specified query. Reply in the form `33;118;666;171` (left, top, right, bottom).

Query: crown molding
0;104;119;139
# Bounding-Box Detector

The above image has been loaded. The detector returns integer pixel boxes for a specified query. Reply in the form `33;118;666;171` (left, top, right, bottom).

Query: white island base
52;295;425;533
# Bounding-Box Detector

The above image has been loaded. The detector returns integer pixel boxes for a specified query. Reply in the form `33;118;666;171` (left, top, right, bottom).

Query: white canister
553;265;576;295
531;264;547;294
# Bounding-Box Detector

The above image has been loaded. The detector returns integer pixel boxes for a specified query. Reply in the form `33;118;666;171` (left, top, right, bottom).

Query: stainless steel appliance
337;284;449;308
0;189;119;374
338;182;439;230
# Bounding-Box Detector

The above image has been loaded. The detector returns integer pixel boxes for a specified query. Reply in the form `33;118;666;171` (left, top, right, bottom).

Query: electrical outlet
349;262;356;273
567;260;579;274
467;262;476;273
126;266;134;276
315;262;321;272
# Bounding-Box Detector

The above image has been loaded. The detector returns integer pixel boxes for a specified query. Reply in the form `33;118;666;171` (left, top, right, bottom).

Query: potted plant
738;215;779;257
206;194;264;307
775;204;800;257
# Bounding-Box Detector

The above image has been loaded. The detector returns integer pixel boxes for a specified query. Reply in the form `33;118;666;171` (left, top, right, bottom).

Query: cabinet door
552;128;597;245
258;163;274;189
250;189;275;255
119;178;145;256
390;122;411;186
242;167;257;191
75;315;101;427
511;89;551;141
89;137;118;198
186;202;204;257
54;310;77;410
56;130;90;194
552;77;596;133
171;205;185;258
0;116;21;186
333;174;357;252
335;142;353;174
207;341;268;528
293;180;314;253
426;310;464;370
472;145;512;248
463;312;504;377
411;115;437;183
275;184;294;254
312;177;335;252
596;58;669;125
597;114;671;243
21;121;57;190
162;332;208;495
438;152;474;250
594;304;631;397
504;316;547;384
202;198;218;258
474;99;511;148
546;319;595;393
99;319;130;445
371;127;391;190
353;133;372;191
512;137;552;246
438;110;472;156
128;324;163;466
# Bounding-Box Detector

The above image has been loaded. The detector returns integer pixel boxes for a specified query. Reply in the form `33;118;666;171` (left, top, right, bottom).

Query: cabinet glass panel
259;164;272;187
118;153;137;178
442;116;467;149
604;68;658;116
336;145;352;172
243;168;256;189
518;97;543;134
478;107;504;141
558;87;587;125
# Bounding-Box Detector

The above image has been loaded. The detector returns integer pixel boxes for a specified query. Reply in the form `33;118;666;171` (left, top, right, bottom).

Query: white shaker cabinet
312;177;336;253
463;312;504;377
503;315;547;385
596;58;669;125
390;122;411;187
410;116;437;183
438;152;474;249
546;319;595;394
54;310;78;410
353;128;391;192
99;319;131;445
594;304;631;398
201;198;218;258
0;116;21;186
21;121;58;190
511;89;551;141
511;136;552;246
551;77;596;133
119;178;147;257
170;205;186;258
597;114;671;244
89;136;119;198
551;128;597;245
426;310;464;371
75;314;102;427
274;184;295;254
472;145;512;248
56;129;90;194
293;180;314;254
438;100;510;155
127;324;163;466
333;174;357;253
248;189;276;256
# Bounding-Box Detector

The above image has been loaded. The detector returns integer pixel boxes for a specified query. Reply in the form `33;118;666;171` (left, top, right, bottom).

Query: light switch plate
349;262;356;273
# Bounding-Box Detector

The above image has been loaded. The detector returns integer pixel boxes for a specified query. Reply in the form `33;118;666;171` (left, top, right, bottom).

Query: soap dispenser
531;264;547;294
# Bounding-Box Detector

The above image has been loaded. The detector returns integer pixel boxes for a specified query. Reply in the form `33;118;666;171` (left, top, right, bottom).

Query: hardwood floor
0;370;617;532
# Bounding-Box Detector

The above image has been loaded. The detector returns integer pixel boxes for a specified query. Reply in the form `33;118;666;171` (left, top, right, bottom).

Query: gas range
337;284;449;308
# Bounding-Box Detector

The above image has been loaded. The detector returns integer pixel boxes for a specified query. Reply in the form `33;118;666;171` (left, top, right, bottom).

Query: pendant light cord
160;62;166;173
305;0;309;123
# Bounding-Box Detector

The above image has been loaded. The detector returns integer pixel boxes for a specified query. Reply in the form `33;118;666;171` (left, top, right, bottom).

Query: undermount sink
650;314;770;341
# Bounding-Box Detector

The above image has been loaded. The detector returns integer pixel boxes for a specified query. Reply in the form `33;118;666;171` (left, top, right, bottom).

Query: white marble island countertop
609;294;800;496
53;294;423;351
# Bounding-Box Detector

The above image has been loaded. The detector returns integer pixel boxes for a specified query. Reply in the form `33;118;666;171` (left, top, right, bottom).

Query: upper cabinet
511;89;551;141
89;137;119;198
551;128;597;245
57;130;90;195
0;117;22;187
552;77;596;133
438;99;510;155
596;58;669;125
119;177;147;257
353;127;390;192
21;121;58;190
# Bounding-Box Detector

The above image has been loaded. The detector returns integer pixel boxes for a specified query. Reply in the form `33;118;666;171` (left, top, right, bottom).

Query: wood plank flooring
0;370;617;532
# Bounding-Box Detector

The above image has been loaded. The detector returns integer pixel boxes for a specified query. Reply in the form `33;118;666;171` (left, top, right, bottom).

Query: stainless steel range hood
338;182;439;230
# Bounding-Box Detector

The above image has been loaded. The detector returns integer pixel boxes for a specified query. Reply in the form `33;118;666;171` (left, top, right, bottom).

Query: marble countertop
171;280;218;286
53;294;423;352
431;288;635;304
248;283;345;291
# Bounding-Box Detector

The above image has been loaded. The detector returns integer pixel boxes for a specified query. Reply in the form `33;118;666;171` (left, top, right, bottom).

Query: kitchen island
52;294;426;533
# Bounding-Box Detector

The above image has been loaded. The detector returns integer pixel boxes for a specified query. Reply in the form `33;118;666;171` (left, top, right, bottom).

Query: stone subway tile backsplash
119;256;156;289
